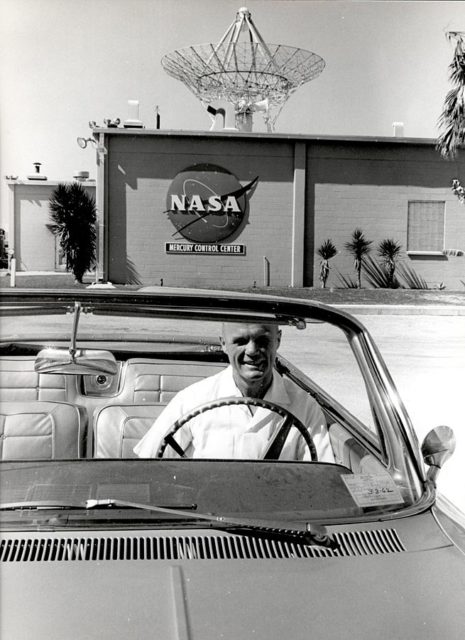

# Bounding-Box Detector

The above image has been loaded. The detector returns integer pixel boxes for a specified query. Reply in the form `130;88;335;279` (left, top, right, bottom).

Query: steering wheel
155;396;318;461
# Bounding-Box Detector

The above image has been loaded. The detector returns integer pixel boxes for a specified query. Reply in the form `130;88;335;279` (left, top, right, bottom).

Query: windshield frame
0;288;427;523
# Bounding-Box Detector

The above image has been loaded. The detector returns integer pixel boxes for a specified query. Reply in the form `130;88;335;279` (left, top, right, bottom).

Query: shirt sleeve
133;393;193;458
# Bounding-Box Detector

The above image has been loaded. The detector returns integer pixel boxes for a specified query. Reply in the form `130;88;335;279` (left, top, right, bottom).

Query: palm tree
316;239;337;288
437;32;465;204
377;239;402;288
437;32;465;159
344;229;372;289
49;182;97;283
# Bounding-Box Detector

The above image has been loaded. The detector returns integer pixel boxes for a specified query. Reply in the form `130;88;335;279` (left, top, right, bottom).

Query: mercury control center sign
164;163;257;254
165;242;245;255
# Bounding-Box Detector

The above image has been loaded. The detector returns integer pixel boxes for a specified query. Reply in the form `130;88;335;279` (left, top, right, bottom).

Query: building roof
93;126;440;147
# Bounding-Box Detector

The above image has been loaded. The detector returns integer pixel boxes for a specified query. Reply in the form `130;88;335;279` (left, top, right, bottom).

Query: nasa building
91;126;464;289
7;7;465;289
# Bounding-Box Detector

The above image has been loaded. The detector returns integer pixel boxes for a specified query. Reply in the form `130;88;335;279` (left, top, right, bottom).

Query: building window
407;201;445;254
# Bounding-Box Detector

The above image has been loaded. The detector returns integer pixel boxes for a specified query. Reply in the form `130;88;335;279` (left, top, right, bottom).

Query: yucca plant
49;182;97;283
344;229;373;288
377;238;403;288
335;271;358;289
316;239;337;288
361;255;398;289
397;262;429;289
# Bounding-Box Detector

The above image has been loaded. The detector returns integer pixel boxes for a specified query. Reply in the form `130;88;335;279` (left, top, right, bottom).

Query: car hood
2;545;465;639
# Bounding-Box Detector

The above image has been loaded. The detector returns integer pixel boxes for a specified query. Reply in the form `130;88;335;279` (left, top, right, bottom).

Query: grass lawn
1;272;464;306
236;286;465;306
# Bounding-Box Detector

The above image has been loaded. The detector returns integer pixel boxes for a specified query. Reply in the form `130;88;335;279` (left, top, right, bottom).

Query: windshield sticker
341;474;404;507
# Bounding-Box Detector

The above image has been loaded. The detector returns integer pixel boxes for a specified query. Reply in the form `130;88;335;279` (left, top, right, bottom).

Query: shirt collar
264;368;291;406
223;366;291;406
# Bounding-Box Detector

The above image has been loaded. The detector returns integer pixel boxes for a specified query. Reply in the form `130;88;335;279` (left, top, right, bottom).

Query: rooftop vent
392;122;404;137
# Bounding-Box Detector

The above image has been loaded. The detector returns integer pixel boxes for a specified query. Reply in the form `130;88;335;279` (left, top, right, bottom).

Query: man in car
134;322;334;462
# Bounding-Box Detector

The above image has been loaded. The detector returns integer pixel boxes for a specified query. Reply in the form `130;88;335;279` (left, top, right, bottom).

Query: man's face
220;323;281;395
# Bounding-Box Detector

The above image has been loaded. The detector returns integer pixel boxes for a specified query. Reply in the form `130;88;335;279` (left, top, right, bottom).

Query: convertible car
0;288;464;639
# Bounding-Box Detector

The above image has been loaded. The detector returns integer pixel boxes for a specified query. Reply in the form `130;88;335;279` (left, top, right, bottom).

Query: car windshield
0;292;425;530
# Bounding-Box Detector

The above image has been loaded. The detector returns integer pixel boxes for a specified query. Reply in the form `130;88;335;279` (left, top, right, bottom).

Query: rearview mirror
35;348;118;375
33;299;118;375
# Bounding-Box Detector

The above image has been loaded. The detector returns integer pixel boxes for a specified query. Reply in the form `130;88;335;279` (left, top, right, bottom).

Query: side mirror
421;425;456;486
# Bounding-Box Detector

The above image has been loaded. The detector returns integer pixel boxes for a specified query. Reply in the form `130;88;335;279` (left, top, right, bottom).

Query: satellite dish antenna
161;6;325;132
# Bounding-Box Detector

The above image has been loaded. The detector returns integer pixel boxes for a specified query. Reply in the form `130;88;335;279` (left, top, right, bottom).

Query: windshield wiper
85;499;337;549
0;499;337;549
0;501;85;511
0;500;197;512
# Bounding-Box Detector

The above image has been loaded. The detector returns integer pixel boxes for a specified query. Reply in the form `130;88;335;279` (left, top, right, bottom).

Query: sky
1;0;464;231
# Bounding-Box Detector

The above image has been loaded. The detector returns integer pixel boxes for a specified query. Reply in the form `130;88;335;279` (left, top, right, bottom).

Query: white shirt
134;366;334;462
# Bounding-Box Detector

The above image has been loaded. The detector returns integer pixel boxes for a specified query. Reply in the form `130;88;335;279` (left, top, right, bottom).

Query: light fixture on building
77;137;97;149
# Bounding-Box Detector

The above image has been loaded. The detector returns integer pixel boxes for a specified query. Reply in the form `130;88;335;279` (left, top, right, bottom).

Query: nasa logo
165;164;258;243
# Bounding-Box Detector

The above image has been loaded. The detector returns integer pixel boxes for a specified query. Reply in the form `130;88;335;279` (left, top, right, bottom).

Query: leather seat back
0;357;68;402
0;401;87;460
117;359;225;404
93;404;166;458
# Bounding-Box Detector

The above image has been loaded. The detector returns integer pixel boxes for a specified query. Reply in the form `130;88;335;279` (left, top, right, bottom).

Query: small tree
377;238;402;288
49;183;97;283
316;239;337;288
344;229;372;288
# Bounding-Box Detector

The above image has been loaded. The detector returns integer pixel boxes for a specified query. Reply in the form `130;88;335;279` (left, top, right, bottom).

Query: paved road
280;312;465;512
354;314;465;512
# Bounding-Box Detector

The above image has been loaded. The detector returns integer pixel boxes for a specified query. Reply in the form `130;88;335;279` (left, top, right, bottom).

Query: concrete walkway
336;304;465;315
354;313;465;513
